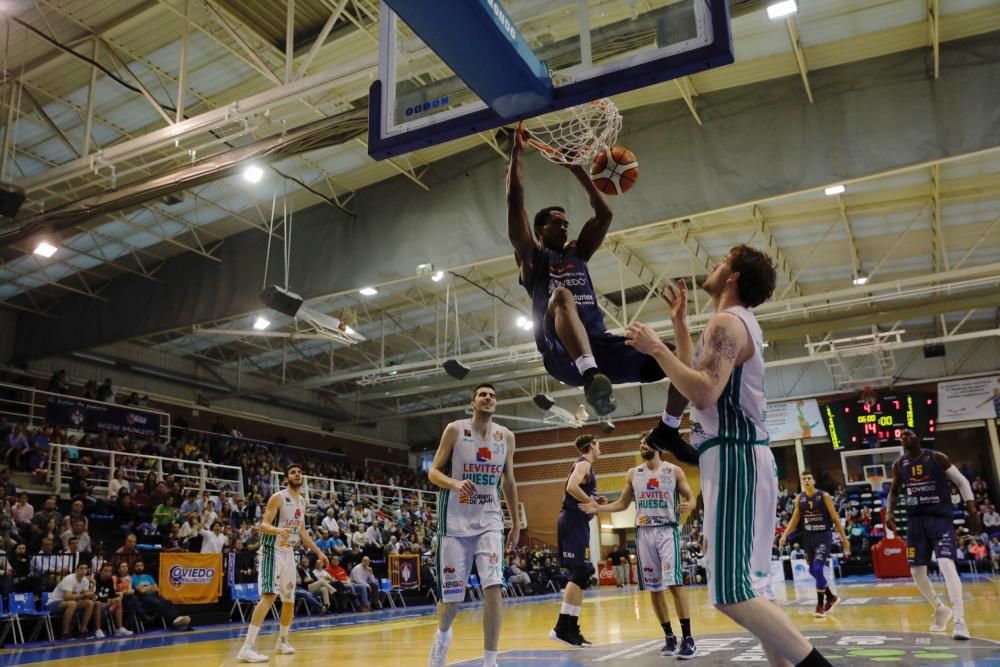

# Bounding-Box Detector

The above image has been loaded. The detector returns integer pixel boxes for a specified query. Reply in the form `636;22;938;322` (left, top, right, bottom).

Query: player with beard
237;463;329;662
886;428;980;639
581;437;697;658
625;245;835;667
779;471;851;618
427;383;520;667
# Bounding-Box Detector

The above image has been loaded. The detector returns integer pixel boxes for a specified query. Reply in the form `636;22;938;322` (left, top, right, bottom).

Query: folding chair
379;578;405;608
0;596;19;645
467;574;484;601
229;583;256;623
9;593;53;643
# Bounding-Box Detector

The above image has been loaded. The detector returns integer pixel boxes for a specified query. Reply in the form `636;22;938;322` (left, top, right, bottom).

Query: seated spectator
33;495;62;534
983;504;1000;533
990;536;1000;571
60;500;89;534
178;490;200;524
969;538;988;561
233;539;256;583
789;543;806;560
9;542;32;592
321;508;339;534
47;370;70;394
505;556;532;592
3;424;29;469
82;380;98;400
132;482;154;516
329;529;347;556
31;536;71;591
130;559;191;629
315;529;335;555
0;467;17;497
48;562;99;638
69;467;98;508
11;492;33;534
327;555;370;610
96;378;115;403
93;561;133;636
108;469;130;501
541;557;568;590
114;534;141;572
349;556;384;609
114;561;144;621
152;496;177;533
294;556;328;614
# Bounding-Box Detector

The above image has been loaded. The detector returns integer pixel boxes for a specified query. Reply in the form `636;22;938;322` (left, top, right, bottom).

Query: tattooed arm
626;313;747;410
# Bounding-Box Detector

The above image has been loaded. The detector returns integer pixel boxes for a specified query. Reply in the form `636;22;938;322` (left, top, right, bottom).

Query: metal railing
269;471;438;519
0;381;171;443
48;443;244;499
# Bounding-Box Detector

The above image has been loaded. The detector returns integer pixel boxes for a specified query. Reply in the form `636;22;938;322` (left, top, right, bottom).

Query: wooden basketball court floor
4;575;999;666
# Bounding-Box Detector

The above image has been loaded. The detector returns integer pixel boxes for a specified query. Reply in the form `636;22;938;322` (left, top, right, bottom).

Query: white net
527;98;622;166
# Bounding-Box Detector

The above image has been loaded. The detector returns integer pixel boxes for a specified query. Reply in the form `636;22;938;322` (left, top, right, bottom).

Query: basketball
590;145;639;195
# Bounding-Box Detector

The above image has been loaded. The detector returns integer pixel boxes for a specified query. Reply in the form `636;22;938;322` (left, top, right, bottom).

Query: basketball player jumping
237;463;328;663
581;437;698;658
427;383;520;667
506;123;695;463
550;434;603;648
885;428;980;640
625;245;835;667
779;471;851;618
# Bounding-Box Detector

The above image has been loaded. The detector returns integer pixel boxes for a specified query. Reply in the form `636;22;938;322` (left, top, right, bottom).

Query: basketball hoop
526;98;622;166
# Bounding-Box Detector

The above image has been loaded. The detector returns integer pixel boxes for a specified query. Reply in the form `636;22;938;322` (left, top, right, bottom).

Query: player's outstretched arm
507;122;536;281
884;460;901;534
626;313;746;409
502;429;521;552
937;451;980;533
574;166;613;262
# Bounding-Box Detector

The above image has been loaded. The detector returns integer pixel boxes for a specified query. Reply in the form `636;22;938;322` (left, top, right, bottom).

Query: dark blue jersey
522;243;608;353
561;456;597;516
898;450;952;518
797;490;833;533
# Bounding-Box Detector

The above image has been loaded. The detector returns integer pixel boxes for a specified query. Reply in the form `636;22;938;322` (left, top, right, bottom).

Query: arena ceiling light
431;271;445;282
515;315;533;331
243;165;264;184
825;184;846;196
359;287;378;296
766;0;797;20
853;274;869;286
252;316;271;330
33;241;57;257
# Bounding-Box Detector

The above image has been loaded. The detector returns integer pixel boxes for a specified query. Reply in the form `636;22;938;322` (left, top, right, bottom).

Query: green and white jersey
632;461;679;527
689;306;769;448
260;488;306;552
438;419;507;537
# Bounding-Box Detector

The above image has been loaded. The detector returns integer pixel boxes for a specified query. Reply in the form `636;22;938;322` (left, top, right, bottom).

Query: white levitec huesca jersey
438;419;507;537
632;461;679;527
260;488;307;552
689;305;769;448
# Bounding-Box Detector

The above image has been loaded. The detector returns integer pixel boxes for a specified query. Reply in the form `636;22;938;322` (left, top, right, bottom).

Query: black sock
582;367;600;386
817;589;826;606
680;618;691;639
796;648;834;667
556;613;570;631
661;621;673;637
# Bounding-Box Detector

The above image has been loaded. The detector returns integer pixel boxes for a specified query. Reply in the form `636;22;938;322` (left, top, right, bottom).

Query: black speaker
0;182;25;219
442;359;470;380
260;285;303;317
922;343;945;359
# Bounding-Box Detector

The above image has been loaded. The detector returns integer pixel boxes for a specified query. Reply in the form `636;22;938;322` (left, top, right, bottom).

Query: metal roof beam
785;16;814;104
201;0;282;86
752;205;802;297
928;0;941;79
673;76;702;125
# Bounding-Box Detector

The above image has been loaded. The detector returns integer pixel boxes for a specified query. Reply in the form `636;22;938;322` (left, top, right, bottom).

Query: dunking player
581;437;698;658
427;383;520;667
237;463;328;663
885;428;980;640
779;471;851;618
625;245;835;667
550;434;603;647
506;123;693;461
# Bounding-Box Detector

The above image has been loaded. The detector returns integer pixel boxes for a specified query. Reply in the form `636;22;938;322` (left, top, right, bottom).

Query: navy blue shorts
557;510;591;567
906;514;956;566
541;316;666;387
802;532;832;565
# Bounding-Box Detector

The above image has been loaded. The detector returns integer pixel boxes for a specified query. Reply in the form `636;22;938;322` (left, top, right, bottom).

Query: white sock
483;649;498;667
278;623;290;640
436;627;453;642
910;565;942;609
560;602;575;615
574;354;597;375
569;604;581;617
661;411;680;428
938;558;965;620
243;624;261;649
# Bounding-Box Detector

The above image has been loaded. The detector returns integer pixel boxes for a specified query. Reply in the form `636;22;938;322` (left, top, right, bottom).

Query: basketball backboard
368;0;733;160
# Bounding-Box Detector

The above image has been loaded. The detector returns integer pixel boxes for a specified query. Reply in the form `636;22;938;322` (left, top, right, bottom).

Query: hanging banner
766;399;827;441
159;552;223;604
389;554;421;590
45;395;161;438
937;375;1000;423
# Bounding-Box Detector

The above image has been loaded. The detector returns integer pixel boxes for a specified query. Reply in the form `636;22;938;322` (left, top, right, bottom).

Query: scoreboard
824;391;936;450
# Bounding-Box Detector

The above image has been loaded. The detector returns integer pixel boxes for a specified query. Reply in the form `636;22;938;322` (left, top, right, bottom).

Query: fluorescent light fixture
824;184;846;196
416;262;434;275
344;325;356;336
359;287;378;296
252;316;271;330
243;165;264;183
766;0;797;20
853;275;869;286
431;271;444;282
33;241;57;258
515;315;533;331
